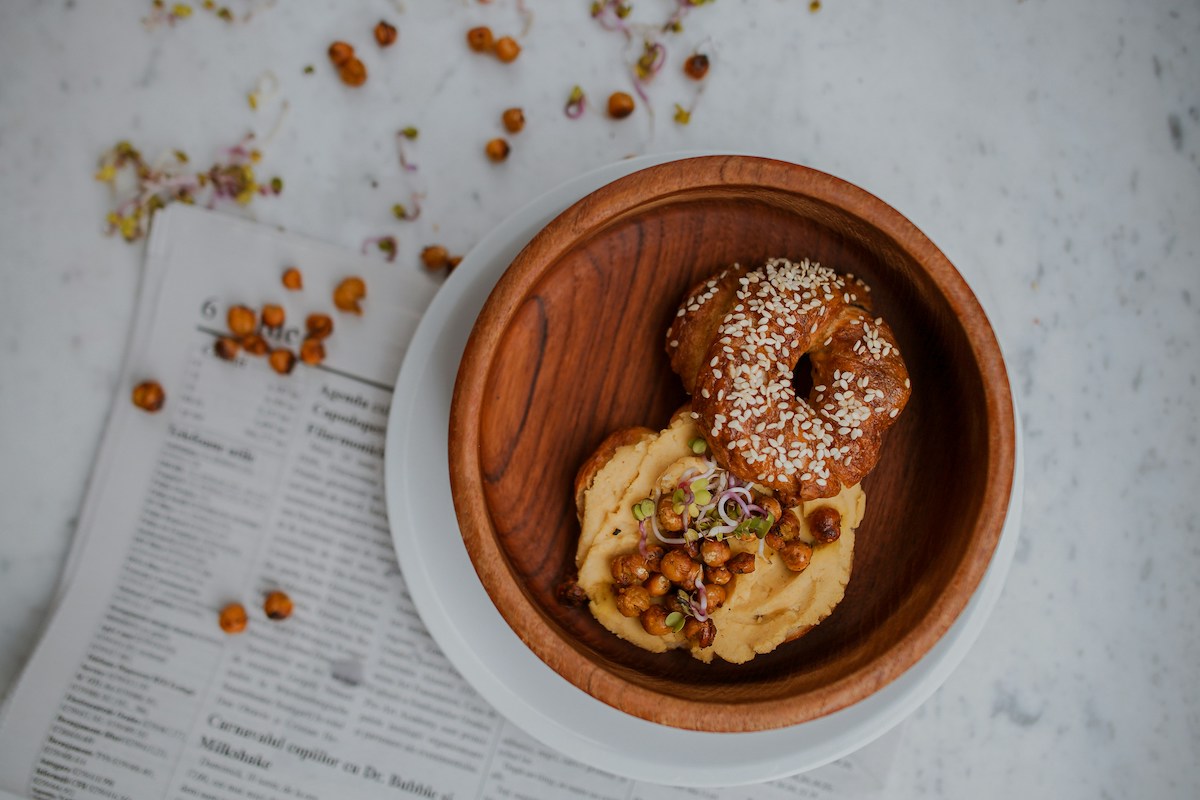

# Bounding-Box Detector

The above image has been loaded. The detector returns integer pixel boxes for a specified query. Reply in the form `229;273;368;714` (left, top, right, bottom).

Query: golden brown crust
668;258;910;503
574;426;657;521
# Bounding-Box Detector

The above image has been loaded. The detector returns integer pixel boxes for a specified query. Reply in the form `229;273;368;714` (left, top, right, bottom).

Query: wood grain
449;156;1015;732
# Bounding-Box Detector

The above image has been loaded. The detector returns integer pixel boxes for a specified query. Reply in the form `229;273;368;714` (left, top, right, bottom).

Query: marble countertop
1;0;1197;796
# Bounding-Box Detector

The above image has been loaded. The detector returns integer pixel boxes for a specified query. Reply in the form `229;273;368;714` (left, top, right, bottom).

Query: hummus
576;411;865;664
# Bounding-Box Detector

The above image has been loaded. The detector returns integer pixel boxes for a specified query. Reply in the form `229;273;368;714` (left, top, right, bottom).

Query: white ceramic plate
385;155;1024;787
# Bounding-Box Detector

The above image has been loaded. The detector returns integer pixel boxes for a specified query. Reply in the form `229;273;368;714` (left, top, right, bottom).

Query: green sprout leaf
665;611;685;632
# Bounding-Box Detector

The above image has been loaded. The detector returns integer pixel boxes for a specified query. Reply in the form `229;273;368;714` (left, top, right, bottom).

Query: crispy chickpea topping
227;305;256;337
556;578;589;607
131;381;165;413
218;602;248;634
758;496;782;527
657;494;684;531
467;26;494;52
501;107;525;133
241;333;269;356
640;605;673;636
333;277;366;314
660;549;700;586
683;618;717;648
704;583;727;609
339;58;368;87
494;36;521;63
610;553;650;587
615;585;651;617
777;540;814;572
643;545;665;573
263;590;293;620
281;266;303;290
644;573;672;597
485;137;511;162
261;304;285;329
727;552;757;574
704;565;732;586
700;539;731;567
268;348;296;375
684;53;710;80
299;337;325;366
305;313;334;340
374;20;397;47
328;41;354;67
421;244;450;270
775;510;802;541
607;91;635;119
214;336;240;361
808;506;842;543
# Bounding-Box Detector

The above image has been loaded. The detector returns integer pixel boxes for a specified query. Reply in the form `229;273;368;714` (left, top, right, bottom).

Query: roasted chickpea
421;244;450;270
227;304;256;336
299;337;325;366
704;565;732;586
131;380;165;413
640;605;673;636
682;539;701;561
281;266;303;290
466;26;494;52
727;552;757;575
607;91;635;119
328;41;355;67
305;313;334;340
808;506;842;543
660;549;699;585
778;540;814;572
261;303;285;329
374;20;398;47
214;336;240;361
501;107;525;133
758;496;782;526
333;277;366;314
556;578;589;607
339;57;368;87
241;333;269;356
682;618;716;648
643;573;672;597
643;545;665;573
764;531;785;553
269;348;296;375
662;594;687;615
683;52;710;80
218;602;248;634
656;495;684;531
704;583;727;609
775;509;802;541
494;36;520;63
615;585;651;617
485;137;510;162
263;590;293;620
700;539;731;567
610;553;649;587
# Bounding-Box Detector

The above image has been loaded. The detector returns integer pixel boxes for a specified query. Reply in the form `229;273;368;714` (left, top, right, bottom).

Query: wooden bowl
449;156;1014;732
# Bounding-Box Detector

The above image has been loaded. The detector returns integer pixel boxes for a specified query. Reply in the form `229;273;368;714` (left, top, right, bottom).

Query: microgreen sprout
665;611;686;632
564;85;587;119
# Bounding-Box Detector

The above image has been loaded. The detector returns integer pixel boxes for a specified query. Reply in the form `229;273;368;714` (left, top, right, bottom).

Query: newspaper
0;205;898;799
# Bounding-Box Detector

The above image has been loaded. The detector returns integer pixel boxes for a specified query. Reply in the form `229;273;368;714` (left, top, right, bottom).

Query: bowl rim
448;155;1015;732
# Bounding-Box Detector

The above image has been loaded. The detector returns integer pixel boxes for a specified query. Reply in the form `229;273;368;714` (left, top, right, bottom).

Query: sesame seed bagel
666;258;911;503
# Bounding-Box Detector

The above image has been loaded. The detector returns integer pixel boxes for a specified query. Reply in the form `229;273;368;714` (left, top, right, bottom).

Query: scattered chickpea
333;277;367;314
643;573;672;597
339;58;368;87
607;91;635;119
657;495;683;531
218;602;248;634
328;41;355;68
727;552;757;575
501;107;525;133
269;348;297;375
642;545;665;573
306;313;334;340
485;137;511;162
700;539;731;567
263;590;294;620
227;305;256;337
610;553;649;587
758;496;782;526
281;266;303;290
494;36;521;63
764;531;786;553
683;618;716;648
660;549;700;587
241;333;269;357
777;540;814;573
614;585;651;617
808;506;842;543
261;304;285;329
704;565;732;586
704;583;727;609
421;244;450;270
640;605;673;636
662;594;687;615
683;53;710;80
213;336;241;361
374;20;398;47
555;578;589;607
682;539;701;561
299;337;326;366
466;26;494;52
131;380;165;413
775;510;802;541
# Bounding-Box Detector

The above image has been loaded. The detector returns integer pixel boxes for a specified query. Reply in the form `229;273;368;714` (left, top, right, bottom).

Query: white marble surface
0;0;1197;796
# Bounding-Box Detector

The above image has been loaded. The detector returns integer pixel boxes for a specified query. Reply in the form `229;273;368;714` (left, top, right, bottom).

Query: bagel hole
792;353;815;398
